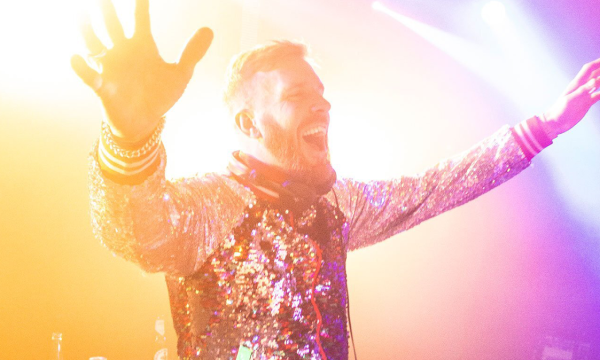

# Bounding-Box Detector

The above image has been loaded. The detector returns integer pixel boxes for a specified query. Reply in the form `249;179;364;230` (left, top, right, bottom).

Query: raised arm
75;0;221;275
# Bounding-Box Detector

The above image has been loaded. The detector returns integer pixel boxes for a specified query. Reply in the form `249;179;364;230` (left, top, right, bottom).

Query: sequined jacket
89;126;529;360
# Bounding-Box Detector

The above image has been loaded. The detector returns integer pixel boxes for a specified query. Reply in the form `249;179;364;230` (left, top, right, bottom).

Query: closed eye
283;92;303;101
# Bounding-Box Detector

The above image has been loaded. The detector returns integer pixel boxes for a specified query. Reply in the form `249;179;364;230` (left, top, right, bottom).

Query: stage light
372;1;384;12
370;1;505;97
481;1;507;26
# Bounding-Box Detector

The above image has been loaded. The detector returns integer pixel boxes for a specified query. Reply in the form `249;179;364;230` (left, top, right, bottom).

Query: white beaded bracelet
101;117;165;159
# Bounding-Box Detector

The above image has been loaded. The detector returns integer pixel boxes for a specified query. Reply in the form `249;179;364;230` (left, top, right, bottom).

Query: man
72;0;600;359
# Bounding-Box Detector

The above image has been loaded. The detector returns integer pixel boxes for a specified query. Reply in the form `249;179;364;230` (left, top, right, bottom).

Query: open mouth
301;125;328;151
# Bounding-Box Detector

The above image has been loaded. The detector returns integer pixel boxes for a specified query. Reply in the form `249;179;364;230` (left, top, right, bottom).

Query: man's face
248;57;333;184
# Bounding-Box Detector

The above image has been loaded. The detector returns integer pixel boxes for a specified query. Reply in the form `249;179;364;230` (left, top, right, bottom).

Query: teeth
302;125;327;137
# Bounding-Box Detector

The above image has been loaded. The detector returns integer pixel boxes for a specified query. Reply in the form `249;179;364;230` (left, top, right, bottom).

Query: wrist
110;131;155;150
96;117;165;184
539;113;559;140
106;121;161;149
511;116;554;160
101;117;165;159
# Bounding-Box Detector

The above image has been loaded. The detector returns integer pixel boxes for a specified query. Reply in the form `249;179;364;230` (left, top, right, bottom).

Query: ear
235;110;262;139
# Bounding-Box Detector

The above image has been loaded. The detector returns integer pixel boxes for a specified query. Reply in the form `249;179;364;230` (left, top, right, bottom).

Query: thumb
178;27;214;76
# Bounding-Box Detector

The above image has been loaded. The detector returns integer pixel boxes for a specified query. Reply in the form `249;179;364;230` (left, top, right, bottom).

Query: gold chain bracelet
101;117;166;159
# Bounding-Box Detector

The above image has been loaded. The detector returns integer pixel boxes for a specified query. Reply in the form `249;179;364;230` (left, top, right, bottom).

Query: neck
237;152;289;185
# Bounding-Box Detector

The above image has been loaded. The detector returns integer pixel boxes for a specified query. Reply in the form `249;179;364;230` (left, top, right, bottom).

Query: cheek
281;104;307;130
269;109;299;136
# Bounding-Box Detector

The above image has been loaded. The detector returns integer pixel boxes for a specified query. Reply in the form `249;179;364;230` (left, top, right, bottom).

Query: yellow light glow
0;0;135;100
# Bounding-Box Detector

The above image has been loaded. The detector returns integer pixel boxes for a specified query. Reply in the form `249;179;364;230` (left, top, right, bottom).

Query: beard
262;120;335;192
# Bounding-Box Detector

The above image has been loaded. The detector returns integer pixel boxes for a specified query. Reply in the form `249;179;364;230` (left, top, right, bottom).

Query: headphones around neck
227;151;336;210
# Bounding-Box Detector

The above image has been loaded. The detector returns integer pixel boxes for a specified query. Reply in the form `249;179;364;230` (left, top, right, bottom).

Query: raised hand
543;58;600;138
71;0;213;143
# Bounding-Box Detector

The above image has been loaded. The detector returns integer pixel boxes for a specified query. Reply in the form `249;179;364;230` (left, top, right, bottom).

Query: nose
312;94;331;113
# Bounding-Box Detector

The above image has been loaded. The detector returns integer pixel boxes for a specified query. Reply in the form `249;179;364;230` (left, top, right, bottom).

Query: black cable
346;272;358;360
332;189;358;360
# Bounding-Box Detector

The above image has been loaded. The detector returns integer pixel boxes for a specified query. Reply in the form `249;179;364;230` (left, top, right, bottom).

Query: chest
169;199;350;359
210;199;348;302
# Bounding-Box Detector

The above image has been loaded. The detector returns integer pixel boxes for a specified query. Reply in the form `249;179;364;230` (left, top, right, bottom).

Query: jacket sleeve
88;143;251;276
331;125;531;251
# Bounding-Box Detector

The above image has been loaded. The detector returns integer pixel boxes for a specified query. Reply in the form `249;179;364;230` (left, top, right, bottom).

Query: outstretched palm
71;0;213;143
544;59;600;137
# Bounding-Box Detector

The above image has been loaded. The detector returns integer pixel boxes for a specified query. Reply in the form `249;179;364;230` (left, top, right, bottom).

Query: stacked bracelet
97;117;165;184
511;115;553;160
101;116;166;159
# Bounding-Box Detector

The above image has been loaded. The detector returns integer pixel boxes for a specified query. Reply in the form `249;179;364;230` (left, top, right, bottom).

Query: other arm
334;126;529;251
334;57;600;251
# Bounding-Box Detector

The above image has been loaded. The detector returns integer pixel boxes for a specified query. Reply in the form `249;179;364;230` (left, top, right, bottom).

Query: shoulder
168;172;255;204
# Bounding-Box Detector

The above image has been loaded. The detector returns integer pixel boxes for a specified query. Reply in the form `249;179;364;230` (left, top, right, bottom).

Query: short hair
223;40;309;114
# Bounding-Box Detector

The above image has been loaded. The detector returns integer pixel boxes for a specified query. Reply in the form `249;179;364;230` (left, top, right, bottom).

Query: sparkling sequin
89;126;529;359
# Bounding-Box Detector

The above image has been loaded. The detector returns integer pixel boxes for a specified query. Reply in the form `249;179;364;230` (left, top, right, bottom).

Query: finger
178;27;213;75
584;76;599;95
71;55;103;92
565;58;600;95
591;68;600;85
580;58;600;79
134;0;151;36
567;76;599;106
81;17;106;55
99;0;126;43
590;76;600;99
